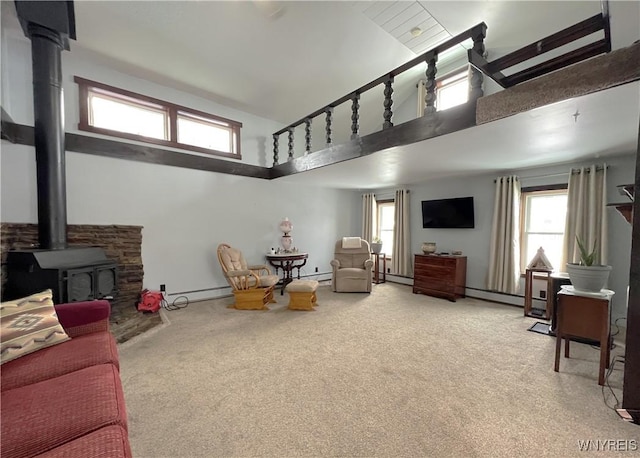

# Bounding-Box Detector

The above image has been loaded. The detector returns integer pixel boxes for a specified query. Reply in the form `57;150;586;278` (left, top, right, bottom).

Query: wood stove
5;248;117;304
4;1;118;304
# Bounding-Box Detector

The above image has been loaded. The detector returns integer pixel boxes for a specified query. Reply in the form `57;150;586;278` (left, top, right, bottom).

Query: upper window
377;200;395;258
437;70;469;111
75;77;242;159
520;187;568;272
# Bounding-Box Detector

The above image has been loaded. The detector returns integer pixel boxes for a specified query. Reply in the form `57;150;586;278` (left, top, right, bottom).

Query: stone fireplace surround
1;223;158;342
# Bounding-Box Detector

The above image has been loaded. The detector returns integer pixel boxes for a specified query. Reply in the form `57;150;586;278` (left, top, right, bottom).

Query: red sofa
1;300;132;458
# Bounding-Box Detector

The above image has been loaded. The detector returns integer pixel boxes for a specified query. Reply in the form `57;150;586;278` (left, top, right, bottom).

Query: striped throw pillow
1;289;70;364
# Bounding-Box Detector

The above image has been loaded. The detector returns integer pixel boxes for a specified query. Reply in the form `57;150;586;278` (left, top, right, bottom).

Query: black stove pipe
28;24;68;250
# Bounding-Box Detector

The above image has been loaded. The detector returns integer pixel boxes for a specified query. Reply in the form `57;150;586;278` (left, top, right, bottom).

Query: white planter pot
371;243;382;254
566;263;612;293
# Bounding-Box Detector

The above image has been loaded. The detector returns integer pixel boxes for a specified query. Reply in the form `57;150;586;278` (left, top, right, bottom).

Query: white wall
0;30;361;302
367;153;636;321
1;141;359;300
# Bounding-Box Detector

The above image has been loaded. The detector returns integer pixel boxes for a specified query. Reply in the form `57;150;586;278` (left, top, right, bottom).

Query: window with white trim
75;76;242;159
377;200;395;258
520;188;568;272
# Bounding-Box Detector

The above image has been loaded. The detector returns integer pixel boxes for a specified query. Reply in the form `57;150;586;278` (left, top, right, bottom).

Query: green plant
372;236;382;244
576;236;597;266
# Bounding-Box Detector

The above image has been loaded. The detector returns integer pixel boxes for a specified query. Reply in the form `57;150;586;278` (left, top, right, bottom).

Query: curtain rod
495;165;609;183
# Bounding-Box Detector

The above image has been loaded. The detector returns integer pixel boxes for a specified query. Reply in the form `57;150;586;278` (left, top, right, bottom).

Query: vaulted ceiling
2;1;639;189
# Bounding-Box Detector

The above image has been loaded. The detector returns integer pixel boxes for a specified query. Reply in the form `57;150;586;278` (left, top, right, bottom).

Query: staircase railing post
351;93;360;140
273;133;279;166
304;118;312;155
325;107;333;146
383;76;394;129
287;128;294;161
424;51;438;115
469;23;487;100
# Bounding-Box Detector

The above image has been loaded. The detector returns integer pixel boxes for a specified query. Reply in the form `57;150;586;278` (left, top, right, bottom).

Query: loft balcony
271;10;639;182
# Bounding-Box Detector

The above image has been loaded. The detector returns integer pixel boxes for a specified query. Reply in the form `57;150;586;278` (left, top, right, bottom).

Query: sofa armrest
54;300;111;338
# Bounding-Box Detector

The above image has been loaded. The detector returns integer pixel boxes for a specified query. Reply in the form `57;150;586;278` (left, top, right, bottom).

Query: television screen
421;197;475;229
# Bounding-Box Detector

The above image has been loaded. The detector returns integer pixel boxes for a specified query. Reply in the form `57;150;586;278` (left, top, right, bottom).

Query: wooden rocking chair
217;243;279;310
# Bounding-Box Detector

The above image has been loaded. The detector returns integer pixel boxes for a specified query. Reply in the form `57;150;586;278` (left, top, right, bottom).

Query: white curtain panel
361;193;377;243
562;164;608;268
487;176;521;294
392;189;412;276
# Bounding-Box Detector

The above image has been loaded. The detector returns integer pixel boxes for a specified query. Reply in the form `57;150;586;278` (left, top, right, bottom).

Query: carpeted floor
118;283;638;457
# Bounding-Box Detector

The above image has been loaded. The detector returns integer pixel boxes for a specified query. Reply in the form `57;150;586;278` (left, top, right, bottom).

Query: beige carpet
118;283;638;457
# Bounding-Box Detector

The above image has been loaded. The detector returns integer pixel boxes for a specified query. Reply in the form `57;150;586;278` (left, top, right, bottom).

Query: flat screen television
421;196;475;229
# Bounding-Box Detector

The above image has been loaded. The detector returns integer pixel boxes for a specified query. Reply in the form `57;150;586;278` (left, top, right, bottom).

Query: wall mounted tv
421;196;475;229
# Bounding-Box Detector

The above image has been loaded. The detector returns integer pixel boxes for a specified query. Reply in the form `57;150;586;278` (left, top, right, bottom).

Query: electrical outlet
539;290;546;299
160;284;166;292
315;267;318;273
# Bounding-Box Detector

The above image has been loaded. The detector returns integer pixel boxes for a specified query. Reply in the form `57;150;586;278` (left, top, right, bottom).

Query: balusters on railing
351;93;360;139
271;22;490;162
383;77;394;129
287;128;294;161
424;52;438;115
273;134;279;166
469;23;487;100
304;118;312;155
325;107;333;146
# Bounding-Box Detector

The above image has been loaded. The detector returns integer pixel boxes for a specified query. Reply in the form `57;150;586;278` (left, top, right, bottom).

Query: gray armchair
330;237;373;292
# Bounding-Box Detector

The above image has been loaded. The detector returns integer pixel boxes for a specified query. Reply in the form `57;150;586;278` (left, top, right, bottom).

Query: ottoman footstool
285;280;319;311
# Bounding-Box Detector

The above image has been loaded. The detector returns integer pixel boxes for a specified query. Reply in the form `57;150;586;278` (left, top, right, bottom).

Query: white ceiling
2;1;639;189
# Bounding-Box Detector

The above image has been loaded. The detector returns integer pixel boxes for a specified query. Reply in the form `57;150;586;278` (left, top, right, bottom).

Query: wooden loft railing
272;4;613;168
271;22;489;166
468;7;611;88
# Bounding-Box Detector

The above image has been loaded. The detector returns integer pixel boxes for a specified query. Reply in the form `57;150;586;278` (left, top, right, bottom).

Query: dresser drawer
414;278;453;293
414;264;454;280
415;255;456;268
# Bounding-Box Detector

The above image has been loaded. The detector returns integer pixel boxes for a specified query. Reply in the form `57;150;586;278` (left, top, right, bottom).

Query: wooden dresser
413;254;467;302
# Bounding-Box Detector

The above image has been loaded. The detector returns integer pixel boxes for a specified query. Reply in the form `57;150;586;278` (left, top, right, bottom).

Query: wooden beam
271;101;477;178
488;14;605;72
0;122;271;179
1;121;32;145
504;40;609;87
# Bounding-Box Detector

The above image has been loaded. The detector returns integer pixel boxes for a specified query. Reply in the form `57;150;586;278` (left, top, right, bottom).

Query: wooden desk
372;253;386;284
554;287;614;386
265;253;308;295
524;268;552;319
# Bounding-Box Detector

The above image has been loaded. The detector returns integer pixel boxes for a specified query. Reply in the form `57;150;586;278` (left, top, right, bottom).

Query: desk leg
554;332;562;372
599;312;610;386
